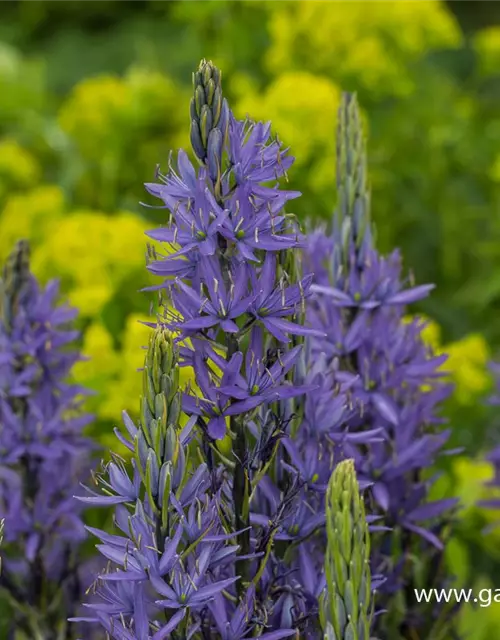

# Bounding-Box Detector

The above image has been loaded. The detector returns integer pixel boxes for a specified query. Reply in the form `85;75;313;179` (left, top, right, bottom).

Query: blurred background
0;0;500;636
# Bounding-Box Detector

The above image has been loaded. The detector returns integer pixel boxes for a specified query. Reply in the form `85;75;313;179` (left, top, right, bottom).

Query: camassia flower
78;58;320;638
304;93;460;639
146;55;321;606
0;240;93;639
73;326;246;639
145;167;228;257
208;585;296;640
181;351;263;439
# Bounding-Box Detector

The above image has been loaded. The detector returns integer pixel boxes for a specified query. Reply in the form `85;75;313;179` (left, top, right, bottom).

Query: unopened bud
190;59;226;172
332;93;372;276
207;129;223;182
321;459;373;640
0;239;31;333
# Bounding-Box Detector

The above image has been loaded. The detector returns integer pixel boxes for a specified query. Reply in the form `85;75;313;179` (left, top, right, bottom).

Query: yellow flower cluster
32;209;151;315
0;138;40;200
473;26;500;77
265;0;461;96
59;75;131;157
419;317;491;405
57;67;189;210
0;185;65;261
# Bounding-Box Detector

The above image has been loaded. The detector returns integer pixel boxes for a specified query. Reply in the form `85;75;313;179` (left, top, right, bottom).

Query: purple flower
249;253;324;343
78;455;142;506
311;249;434;309
228;116;295;187
0;240;93;634
151;545;238;610
209;585;296;640
218;327;313;403
168;256;254;334
182;351;263;439
252;479;325;542
217;187;302;262
145;166;228;257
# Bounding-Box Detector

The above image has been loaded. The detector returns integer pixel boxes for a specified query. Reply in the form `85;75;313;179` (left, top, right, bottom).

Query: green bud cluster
334;93;372;268
134;326;185;539
0;239;31;333
190;59;227;186
321;459;373;640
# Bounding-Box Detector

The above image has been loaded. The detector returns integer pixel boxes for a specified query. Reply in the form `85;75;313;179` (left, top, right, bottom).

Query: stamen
265;366;276;385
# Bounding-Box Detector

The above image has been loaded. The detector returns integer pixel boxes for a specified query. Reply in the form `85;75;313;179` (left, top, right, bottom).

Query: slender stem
216;229;251;592
229;338;250;592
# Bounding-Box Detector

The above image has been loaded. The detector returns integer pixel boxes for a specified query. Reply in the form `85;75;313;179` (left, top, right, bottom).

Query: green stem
228;336;250;593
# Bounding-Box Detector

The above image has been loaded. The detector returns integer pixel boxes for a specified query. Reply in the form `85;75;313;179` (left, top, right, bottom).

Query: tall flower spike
332;92;372;276
0;240;93;639
74;324;237;638
142;57;314;635
321;459;372;640
305;92;459;638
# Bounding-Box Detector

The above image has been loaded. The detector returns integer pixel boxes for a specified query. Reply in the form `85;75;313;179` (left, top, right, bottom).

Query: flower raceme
145;57;326;622
75;58;327;639
304;93;460;638
0;240;93;639
74;325;298;639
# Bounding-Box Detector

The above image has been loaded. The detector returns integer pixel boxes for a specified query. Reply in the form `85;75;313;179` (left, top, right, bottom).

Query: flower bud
190;59;225;171
146;449;160;502
0;239;31;333
159;461;172;533
190;119;206;162
321;459;373;640
333;93;372;275
134;430;149;478
195;85;205;118
206;78;215;106
211;86;222;124
207;128;223;183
